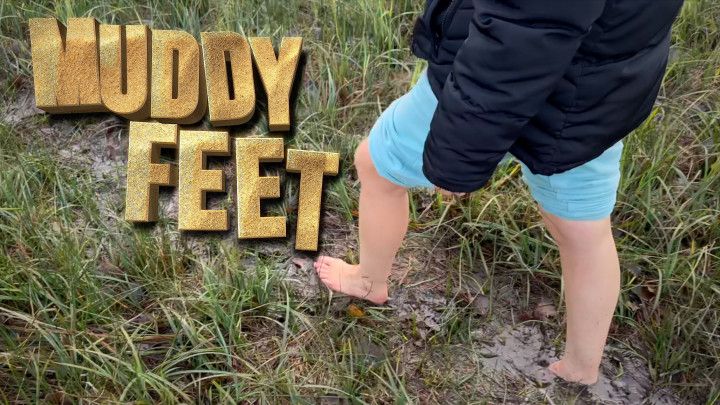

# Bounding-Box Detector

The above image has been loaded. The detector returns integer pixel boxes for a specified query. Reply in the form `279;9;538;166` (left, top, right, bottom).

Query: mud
312;206;682;404
2;87;683;404
475;324;680;404
4;87;43;125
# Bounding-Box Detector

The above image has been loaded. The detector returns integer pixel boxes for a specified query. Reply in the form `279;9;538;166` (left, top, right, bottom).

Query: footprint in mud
477;324;679;404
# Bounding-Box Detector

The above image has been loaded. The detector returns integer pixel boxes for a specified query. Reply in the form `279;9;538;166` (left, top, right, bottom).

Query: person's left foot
313;256;388;304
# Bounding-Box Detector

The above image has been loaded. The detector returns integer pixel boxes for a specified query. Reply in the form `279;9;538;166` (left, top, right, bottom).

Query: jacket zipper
439;0;454;36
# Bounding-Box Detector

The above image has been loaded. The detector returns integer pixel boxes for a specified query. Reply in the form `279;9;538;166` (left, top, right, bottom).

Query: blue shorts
367;70;623;221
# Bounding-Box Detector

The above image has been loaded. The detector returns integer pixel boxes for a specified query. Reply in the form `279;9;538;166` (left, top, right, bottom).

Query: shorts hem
367;134;415;189
537;202;615;221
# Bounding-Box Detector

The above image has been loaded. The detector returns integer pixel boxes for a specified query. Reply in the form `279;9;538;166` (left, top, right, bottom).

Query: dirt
474;323;680;404
4;87;43;125
2;87;684;404
312;191;682;403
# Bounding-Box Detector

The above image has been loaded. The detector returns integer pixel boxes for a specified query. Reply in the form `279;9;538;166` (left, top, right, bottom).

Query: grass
0;0;719;403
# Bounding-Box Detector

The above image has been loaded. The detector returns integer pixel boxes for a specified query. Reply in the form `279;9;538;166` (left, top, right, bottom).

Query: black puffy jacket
412;0;684;192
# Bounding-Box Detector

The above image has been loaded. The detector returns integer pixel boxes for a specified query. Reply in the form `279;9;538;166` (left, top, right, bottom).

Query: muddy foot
549;359;599;385
313;256;388;304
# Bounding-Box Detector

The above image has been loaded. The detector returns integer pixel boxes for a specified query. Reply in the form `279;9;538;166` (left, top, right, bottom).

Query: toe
317;268;332;282
315;256;334;269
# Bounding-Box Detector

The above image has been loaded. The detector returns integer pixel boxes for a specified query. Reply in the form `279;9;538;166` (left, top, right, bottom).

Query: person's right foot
548;359;599;385
313;256;388;304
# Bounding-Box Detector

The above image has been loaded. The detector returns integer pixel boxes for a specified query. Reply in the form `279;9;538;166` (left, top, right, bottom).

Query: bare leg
541;208;621;384
314;139;409;304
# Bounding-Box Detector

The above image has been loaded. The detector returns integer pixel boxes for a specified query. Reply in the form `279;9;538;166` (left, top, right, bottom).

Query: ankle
356;274;389;303
561;356;599;374
354;265;388;285
359;275;388;292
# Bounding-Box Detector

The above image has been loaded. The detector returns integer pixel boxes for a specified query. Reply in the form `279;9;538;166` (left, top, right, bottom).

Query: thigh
366;71;437;189
520;141;624;221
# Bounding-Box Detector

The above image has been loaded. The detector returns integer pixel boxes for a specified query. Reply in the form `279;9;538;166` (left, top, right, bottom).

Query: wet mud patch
475;323;680;404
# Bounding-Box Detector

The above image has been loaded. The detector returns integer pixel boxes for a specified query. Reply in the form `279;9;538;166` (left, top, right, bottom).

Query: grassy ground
0;0;719;403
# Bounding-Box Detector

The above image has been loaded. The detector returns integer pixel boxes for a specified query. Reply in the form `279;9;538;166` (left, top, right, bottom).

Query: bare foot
313;256;388;304
548;359;599;385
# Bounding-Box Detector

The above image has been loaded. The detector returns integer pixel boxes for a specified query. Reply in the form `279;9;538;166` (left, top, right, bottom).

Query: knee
541;209;612;250
353;139;405;194
354;139;375;181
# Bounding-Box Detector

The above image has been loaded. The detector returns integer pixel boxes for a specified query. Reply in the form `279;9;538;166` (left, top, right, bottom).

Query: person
314;0;684;384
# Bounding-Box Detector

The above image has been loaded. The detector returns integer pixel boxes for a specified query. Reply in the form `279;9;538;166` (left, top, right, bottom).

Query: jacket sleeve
422;0;607;192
